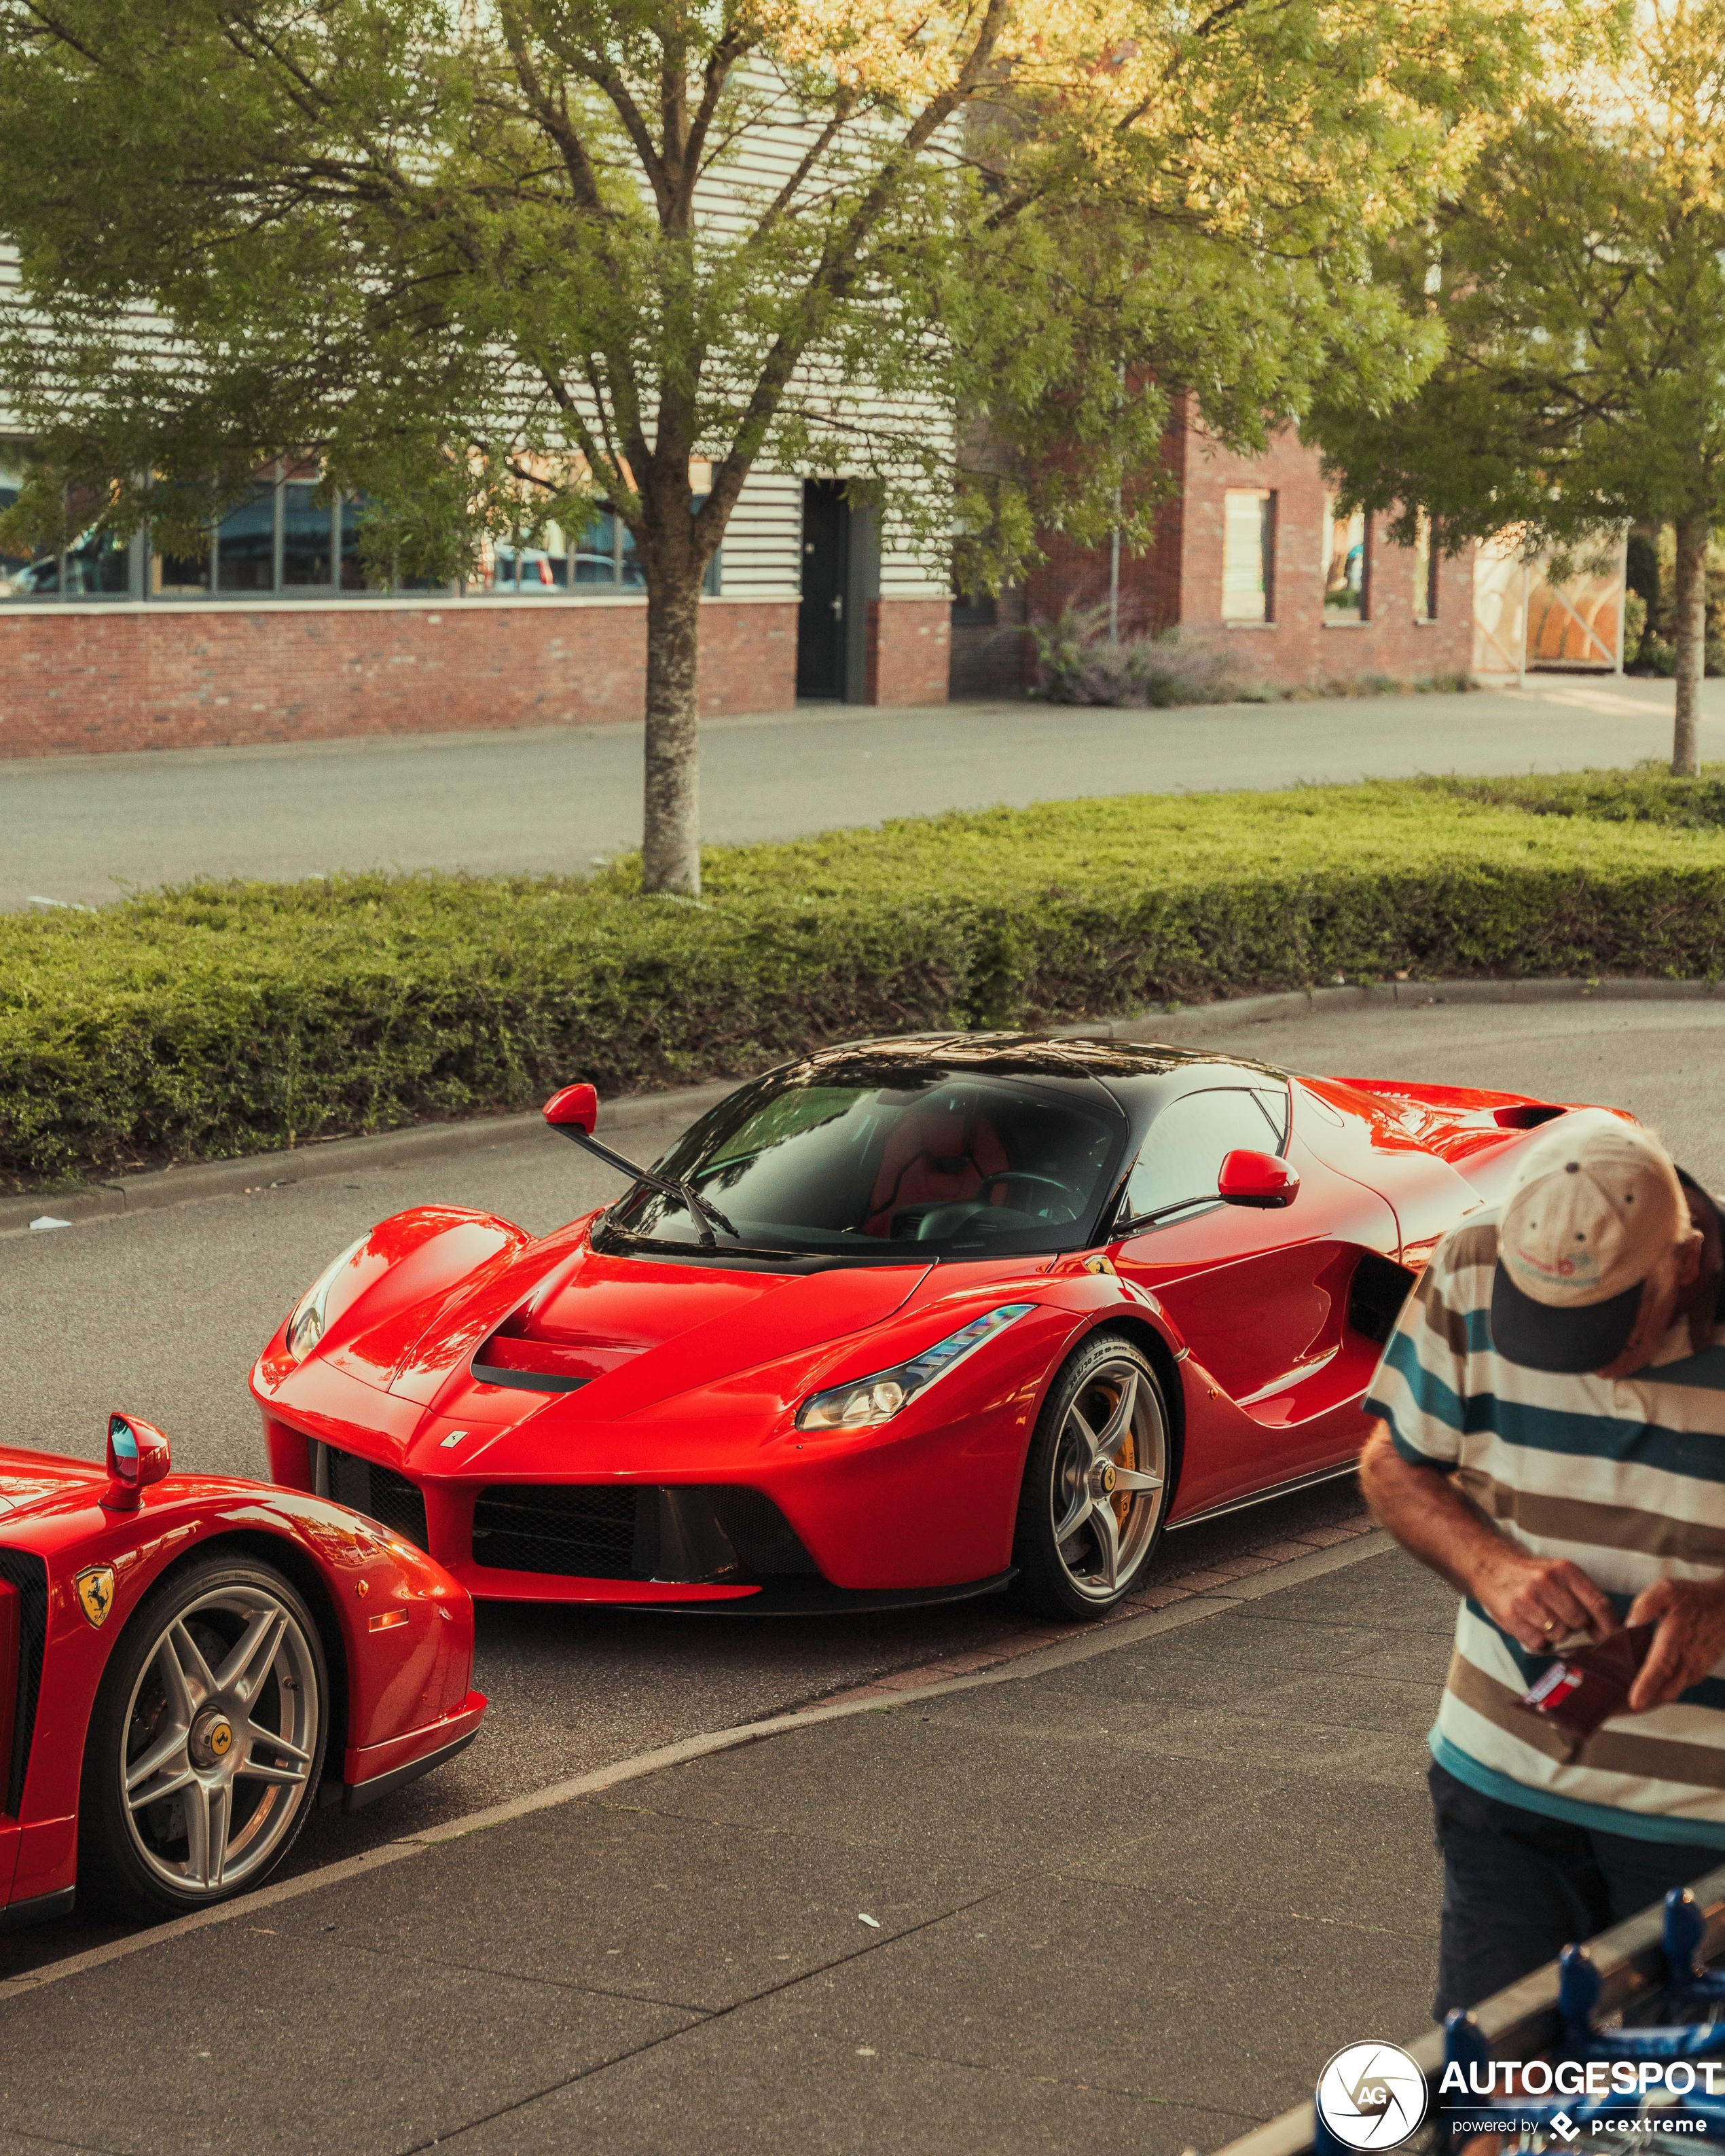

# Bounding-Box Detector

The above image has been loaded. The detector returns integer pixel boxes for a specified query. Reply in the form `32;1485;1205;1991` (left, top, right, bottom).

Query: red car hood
329;1231;936;1425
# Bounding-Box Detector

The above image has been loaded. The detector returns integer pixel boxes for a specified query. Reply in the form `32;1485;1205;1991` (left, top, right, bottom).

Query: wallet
1519;1625;1657;1758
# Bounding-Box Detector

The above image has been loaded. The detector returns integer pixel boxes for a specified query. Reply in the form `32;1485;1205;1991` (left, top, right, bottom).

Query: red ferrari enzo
1;1412;485;1926
250;1035;1586;1623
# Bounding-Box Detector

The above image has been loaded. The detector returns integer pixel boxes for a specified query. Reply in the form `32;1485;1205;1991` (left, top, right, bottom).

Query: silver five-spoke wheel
1012;1335;1172;1619
80;1558;329;1916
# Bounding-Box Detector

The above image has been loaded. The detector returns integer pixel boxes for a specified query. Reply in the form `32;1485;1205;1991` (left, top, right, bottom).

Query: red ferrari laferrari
250;1035;1589;1623
1;1412;485;1926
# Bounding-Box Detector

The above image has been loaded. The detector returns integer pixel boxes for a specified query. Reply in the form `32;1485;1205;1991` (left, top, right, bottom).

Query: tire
78;1554;330;1918
1008;1334;1173;1621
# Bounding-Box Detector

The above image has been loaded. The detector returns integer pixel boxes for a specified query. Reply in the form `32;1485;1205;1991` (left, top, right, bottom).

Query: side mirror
1218;1149;1300;1210
102;1412;172;1512
543;1082;600;1135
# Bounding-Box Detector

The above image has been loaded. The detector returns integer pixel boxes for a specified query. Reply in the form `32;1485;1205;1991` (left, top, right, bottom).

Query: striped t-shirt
1366;1211;1725;1845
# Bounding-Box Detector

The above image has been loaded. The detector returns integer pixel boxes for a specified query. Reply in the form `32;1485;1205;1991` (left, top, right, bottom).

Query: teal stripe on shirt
1431;1730;1725;1847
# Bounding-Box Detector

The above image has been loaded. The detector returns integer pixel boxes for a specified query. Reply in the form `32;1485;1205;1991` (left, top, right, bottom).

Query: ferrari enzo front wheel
1010;1334;1170;1620
78;1556;329;1918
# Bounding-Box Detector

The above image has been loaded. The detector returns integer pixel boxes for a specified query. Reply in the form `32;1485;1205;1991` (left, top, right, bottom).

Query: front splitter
630;1569;1018;1617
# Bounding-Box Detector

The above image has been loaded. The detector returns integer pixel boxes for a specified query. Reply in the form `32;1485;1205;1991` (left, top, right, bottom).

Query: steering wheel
973;1170;1080;1220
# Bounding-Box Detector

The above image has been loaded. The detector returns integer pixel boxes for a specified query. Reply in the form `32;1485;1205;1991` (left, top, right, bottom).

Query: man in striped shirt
1361;1109;1725;2015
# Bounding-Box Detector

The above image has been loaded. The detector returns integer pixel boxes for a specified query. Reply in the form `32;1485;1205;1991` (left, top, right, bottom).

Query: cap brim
1489;1266;1644;1374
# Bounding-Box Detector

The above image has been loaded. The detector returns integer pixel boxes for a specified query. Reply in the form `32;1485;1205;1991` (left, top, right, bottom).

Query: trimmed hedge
6;767;1725;1186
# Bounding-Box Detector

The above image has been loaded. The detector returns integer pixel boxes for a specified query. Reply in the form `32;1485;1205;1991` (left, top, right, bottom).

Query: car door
1110;1082;1399;1508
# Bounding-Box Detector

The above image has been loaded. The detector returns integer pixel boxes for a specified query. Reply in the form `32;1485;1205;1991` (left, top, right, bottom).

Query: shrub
7;767;1725;1186
1030;603;1237;708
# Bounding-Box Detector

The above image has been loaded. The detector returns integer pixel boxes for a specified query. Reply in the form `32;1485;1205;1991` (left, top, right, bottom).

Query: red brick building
956;411;1476;697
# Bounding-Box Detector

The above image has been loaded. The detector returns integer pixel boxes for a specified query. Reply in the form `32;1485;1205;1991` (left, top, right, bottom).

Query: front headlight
795;1303;1036;1432
285;1237;367;1359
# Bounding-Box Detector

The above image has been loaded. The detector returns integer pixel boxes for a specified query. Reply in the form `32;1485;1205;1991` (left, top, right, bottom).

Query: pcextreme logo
1316;2042;1431;2151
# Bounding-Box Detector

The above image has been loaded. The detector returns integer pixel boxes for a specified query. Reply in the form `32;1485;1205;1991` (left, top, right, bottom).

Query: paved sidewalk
2;674;1715;909
0;1537;1453;2156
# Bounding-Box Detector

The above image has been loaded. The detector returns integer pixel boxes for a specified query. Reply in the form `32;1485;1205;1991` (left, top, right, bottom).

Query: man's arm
1360;1423;1618;1650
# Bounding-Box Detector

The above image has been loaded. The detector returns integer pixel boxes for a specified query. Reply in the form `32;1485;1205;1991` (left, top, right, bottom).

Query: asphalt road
2;674;1715;909
3;995;1720;1986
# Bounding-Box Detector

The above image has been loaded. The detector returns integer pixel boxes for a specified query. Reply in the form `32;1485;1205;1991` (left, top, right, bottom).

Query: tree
1308;0;1725;776
0;0;1548;890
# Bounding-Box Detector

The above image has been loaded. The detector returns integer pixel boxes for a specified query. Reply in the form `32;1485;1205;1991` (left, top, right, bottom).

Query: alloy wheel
1048;1355;1167;1604
119;1583;321;1897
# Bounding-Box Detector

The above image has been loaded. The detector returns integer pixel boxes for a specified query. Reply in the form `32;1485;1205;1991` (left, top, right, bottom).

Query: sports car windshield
606;1070;1126;1260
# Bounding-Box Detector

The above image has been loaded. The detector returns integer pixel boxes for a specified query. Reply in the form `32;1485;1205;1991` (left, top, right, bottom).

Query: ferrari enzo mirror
541;1080;740;1249
102;1412;172;1511
543;1082;600;1135
1217;1149;1300;1209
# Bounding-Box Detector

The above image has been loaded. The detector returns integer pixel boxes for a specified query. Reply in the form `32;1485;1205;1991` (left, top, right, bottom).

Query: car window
616;1070;1125;1258
1123;1089;1281;1222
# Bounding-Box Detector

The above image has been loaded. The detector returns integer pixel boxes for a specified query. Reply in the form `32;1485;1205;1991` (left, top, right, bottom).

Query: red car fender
254;1205;534;1396
627;1269;1191;1588
4;1476;478;1907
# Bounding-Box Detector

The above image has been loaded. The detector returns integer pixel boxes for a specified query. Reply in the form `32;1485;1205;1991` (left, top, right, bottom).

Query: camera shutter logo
1315;2041;1430;2151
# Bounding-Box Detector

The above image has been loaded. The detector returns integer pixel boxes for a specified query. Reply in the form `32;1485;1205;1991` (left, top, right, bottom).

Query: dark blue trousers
1430;1760;1725;2017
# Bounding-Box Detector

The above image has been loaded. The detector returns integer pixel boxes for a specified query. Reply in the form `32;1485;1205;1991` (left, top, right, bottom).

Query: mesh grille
473;1485;641;1579
325;1447;430;1551
471;1485;819;1583
0;1548;48;1817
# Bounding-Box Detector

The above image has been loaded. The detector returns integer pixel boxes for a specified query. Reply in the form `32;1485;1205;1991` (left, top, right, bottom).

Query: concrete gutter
6;974;1720;1237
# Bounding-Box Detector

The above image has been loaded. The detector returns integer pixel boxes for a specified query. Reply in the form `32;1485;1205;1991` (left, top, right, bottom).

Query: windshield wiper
547;1122;741;1249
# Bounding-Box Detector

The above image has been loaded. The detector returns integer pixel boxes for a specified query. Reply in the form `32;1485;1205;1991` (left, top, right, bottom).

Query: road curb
0;1525;1390;2003
7;975;1719;1237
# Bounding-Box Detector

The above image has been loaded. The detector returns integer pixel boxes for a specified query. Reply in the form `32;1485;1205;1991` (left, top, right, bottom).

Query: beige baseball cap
1491;1110;1688;1371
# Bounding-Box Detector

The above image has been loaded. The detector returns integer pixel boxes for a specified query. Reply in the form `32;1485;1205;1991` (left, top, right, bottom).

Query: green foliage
0;0;1559;599
8;766;1725;1186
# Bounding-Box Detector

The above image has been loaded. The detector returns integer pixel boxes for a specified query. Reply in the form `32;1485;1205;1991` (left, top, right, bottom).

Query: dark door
797;480;850;699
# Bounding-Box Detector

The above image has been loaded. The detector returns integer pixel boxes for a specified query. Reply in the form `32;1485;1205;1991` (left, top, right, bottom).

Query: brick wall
0;597;801;759
864;598;950;707
1180;423;1474;691
1023;428;1186;640
1019;416;1475;694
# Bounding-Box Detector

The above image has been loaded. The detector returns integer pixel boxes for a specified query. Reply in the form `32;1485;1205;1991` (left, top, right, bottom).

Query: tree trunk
640;564;704;896
1672;513;1707;778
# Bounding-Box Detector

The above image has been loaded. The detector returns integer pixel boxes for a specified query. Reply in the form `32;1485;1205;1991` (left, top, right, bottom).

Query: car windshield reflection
609;1070;1125;1259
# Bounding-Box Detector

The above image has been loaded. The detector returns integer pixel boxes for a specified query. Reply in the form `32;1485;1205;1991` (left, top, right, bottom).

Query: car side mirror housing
103;1412;172;1511
1218;1149;1299;1209
543;1082;600;1135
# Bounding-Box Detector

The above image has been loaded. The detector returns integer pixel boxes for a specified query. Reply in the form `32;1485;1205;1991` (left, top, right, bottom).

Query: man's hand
1362;1427;1618;1651
1626;1578;1725;1711
1473;1543;1618;1653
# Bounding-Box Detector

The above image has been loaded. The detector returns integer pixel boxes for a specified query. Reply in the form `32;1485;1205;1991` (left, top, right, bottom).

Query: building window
1222;489;1275;622
2;460;722;601
492;500;714;595
1;462;132;600
1413;509;1438;621
1323;500;1368;622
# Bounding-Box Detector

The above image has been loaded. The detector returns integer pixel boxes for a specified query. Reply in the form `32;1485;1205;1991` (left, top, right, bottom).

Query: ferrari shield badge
74;1565;116;1629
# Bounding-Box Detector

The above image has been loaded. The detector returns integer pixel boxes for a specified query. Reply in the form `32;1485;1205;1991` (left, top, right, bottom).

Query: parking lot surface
3;995;1715;2002
0;1539;1447;2156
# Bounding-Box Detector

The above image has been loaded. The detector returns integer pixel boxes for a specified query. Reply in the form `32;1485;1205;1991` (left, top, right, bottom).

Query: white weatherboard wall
0;65;953;612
